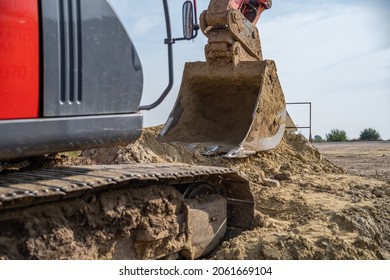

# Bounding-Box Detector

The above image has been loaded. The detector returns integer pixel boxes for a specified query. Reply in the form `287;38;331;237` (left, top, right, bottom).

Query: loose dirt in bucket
47;126;390;260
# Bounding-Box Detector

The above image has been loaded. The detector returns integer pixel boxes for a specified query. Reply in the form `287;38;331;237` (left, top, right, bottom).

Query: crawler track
0;163;254;259
0;163;254;228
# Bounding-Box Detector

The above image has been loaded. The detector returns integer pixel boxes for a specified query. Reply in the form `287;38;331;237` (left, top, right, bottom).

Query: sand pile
4;126;384;260
72;126;389;259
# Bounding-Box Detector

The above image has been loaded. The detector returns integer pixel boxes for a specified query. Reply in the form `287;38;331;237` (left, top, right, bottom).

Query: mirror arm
139;0;198;111
140;0;174;111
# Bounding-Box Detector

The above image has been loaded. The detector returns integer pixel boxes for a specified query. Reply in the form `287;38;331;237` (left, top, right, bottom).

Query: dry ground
79;128;390;259
1;128;389;260
314;141;390;182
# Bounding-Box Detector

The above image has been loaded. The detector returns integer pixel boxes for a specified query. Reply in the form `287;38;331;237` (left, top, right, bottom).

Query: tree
313;135;324;142
359;128;381;141
326;129;348;142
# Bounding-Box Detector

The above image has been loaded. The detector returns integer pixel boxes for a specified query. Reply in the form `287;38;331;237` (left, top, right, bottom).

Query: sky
109;0;390;140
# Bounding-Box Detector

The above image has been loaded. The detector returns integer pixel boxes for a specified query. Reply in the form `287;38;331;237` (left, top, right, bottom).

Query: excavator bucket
159;0;286;157
159;60;286;158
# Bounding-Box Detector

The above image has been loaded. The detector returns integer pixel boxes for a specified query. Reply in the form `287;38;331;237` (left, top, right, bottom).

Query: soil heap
75;126;390;259
2;126;388;260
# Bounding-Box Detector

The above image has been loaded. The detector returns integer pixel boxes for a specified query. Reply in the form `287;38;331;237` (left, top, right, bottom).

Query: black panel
0;114;143;161
41;0;143;116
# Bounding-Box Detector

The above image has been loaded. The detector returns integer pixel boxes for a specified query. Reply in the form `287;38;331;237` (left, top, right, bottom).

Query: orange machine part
0;0;40;119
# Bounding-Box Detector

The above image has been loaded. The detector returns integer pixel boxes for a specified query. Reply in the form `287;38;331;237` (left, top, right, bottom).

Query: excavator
0;0;285;259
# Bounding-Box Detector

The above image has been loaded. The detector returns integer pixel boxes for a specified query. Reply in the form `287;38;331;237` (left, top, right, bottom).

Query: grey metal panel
41;0;143;116
0;113;143;161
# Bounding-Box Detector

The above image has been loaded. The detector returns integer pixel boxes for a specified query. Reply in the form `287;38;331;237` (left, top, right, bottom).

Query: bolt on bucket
159;59;286;158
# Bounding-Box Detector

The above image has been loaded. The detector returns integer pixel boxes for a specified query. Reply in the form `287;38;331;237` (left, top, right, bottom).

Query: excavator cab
159;0;286;157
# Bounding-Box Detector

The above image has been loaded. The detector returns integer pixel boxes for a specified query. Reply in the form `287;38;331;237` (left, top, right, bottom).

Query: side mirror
182;1;194;39
182;1;198;40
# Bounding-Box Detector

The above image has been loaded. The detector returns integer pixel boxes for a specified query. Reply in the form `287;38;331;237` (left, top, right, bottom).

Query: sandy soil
314;141;390;182
79;127;390;259
2;128;389;260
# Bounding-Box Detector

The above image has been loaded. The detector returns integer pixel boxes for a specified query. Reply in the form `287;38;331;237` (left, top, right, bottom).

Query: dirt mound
6;126;386;260
0;184;188;260
78;126;341;184
62;126;389;260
